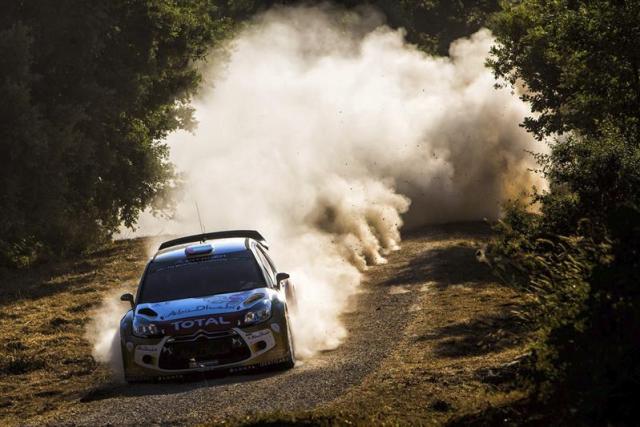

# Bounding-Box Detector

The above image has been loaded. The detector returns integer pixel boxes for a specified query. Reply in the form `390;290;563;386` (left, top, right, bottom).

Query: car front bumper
121;319;291;380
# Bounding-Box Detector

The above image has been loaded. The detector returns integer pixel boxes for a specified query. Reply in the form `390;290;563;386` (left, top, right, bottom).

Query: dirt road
24;223;527;426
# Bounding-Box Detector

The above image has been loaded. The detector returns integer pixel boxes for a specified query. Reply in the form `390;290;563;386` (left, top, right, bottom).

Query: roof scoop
185;243;213;257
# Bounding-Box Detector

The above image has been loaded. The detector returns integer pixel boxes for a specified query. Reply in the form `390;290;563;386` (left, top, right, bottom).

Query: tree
487;0;640;423
371;0;500;55
489;0;640;139
0;1;233;266
213;0;500;55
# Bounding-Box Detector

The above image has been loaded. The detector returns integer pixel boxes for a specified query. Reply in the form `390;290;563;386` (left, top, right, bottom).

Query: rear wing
158;230;267;250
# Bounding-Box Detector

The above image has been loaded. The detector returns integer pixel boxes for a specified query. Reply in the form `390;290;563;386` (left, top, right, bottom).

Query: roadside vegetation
0;1;237;267
481;0;640;424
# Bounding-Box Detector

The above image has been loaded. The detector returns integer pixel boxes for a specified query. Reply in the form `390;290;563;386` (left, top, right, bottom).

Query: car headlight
132;316;164;338
243;299;272;326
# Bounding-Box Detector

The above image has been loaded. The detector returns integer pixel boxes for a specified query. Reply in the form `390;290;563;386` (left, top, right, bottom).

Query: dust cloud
86;290;127;381
94;4;541;366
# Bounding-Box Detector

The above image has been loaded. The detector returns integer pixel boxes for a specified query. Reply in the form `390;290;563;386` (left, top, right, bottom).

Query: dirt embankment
0;239;146;424
0;223;531;426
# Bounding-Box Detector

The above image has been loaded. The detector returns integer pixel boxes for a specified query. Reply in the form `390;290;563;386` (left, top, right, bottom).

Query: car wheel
124;374;148;384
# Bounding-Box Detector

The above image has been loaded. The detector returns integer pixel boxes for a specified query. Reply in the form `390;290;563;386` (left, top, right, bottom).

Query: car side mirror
276;272;290;289
120;293;135;309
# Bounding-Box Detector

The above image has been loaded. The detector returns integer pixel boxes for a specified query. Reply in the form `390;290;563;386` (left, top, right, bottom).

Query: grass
0;238;148;424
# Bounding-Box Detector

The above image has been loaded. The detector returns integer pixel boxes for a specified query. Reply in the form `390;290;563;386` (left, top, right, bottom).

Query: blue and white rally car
119;230;296;382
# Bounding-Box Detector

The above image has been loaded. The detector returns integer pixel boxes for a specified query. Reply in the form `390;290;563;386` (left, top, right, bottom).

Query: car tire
124;375;145;384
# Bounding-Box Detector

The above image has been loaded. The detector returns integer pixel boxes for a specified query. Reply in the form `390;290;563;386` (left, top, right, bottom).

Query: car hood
134;288;271;335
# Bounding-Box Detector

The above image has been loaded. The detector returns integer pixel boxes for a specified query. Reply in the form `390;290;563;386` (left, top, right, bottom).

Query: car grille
158;330;251;370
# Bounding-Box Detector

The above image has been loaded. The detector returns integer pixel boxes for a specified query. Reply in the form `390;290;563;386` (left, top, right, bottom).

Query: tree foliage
488;0;640;423
0;1;233;266
215;0;500;55
489;0;640;139
355;0;500;54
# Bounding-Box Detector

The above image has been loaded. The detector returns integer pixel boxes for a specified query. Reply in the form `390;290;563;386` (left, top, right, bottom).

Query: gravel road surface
35;223;499;426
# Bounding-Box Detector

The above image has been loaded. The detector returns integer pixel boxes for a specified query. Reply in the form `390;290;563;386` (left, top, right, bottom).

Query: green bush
487;128;640;422
488;1;640;421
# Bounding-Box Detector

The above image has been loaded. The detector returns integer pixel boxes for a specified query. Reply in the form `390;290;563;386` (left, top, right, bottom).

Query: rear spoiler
158;230;267;250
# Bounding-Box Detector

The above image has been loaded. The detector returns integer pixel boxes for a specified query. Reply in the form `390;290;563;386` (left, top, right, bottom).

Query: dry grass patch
0;239;148;425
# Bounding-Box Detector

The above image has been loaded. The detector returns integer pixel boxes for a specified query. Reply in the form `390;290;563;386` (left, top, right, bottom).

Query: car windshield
139;250;265;303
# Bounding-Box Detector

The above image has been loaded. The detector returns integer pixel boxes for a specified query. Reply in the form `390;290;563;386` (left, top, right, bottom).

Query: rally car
118;230;296;382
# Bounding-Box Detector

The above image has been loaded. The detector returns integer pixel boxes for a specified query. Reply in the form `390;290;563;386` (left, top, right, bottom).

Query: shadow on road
417;312;528;358
0;238;145;307
382;222;495;290
382;244;494;290
80;369;283;403
381;222;528;359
